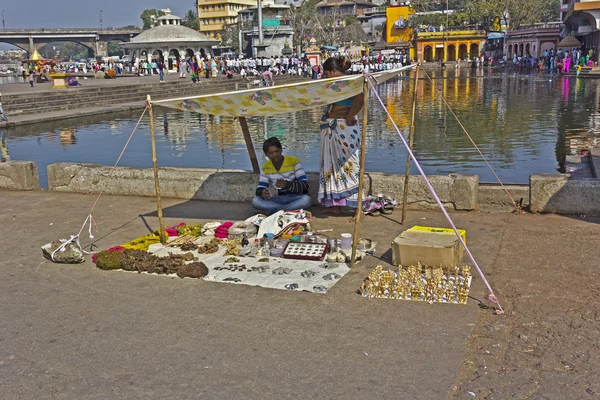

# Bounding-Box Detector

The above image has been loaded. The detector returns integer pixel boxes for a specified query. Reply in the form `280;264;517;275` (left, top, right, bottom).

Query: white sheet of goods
147;243;350;294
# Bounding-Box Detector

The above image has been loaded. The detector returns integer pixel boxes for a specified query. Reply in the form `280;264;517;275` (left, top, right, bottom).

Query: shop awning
558;35;581;48
153;66;414;117
487;32;504;39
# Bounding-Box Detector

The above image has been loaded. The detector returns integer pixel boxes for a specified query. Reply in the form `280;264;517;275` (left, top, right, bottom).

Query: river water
2;68;599;187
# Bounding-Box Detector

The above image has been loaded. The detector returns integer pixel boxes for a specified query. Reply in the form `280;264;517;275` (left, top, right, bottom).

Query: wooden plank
146;95;167;245
239;116;260;174
351;78;369;268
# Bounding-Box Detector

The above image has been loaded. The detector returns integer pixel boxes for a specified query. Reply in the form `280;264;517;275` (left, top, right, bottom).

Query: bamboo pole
350;77;369;268
239;116;261;174
146;95;167;245
401;65;419;225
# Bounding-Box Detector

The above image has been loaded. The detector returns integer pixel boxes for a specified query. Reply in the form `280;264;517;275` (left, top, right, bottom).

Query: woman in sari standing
189;57;197;83
318;57;364;214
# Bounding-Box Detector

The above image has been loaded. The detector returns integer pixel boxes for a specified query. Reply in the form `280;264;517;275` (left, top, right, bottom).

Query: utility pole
257;0;263;44
2;10;5;30
100;10;103;30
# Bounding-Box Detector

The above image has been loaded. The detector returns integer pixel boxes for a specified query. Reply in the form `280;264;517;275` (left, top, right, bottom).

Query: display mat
147;243;350;293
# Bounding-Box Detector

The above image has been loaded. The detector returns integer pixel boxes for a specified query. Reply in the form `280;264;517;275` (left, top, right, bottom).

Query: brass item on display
359;264;472;304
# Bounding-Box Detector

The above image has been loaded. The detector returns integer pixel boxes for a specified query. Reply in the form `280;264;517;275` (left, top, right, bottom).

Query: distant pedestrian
158;60;165;82
28;70;34;87
179;60;187;78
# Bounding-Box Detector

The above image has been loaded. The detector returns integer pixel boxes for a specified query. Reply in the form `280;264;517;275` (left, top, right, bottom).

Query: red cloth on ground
165;222;186;237
215;222;233;238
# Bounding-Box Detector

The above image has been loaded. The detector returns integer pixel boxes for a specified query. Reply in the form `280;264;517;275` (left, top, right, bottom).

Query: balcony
416;30;487;40
200;23;226;31
364;6;387;16
199;9;239;18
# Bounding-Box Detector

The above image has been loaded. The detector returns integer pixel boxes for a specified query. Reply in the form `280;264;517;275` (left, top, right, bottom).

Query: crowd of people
18;50;414;87
171;51;412;83
512;48;595;75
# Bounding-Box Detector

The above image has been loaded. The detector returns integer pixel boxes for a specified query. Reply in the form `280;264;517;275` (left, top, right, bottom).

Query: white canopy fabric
152;66;414;117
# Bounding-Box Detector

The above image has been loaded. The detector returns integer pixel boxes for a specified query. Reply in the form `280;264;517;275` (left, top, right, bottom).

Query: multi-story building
316;0;377;22
238;2;294;56
357;6;387;42
197;0;258;39
561;0;600;53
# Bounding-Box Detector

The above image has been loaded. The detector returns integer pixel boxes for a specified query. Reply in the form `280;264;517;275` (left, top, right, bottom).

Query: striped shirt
256;156;309;197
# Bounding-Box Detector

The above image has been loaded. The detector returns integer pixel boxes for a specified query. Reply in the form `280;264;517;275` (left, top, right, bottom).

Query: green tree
140;9;166;29
40;42;89;60
285;0;320;52
107;41;122;57
220;23;243;53
505;0;561;29
409;0;561;30
182;9;200;31
339;16;367;45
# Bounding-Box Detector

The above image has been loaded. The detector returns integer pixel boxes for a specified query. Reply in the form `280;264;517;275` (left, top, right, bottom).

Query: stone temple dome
121;13;218;64
125;14;216;45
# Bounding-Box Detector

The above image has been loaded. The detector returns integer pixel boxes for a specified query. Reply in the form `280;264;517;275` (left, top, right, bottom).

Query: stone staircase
566;148;600;179
0;76;306;117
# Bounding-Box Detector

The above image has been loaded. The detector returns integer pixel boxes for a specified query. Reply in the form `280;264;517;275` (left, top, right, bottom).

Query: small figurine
462;265;471;282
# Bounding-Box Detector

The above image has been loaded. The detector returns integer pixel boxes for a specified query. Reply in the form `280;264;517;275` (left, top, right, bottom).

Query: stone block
0;161;40;190
363;172;478;211
478;184;530;212
530;174;600;216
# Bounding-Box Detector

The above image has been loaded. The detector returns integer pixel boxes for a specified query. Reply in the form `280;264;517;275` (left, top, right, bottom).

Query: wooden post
146;95;167;245
239;116;261;174
350;77;369;268
401;66;419;224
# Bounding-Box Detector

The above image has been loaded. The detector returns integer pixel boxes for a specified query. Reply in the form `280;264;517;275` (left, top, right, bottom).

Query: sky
0;1;195;49
1;1;192;29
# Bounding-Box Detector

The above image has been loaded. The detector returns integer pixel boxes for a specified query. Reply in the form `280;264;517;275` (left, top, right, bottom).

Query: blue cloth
333;98;353;107
252;194;312;215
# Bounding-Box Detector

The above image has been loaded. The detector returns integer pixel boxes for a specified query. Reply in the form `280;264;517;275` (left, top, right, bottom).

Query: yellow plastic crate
406;226;466;244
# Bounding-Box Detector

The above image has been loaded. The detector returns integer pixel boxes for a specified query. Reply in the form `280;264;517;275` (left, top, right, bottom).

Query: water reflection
3;70;600;187
1;131;9;162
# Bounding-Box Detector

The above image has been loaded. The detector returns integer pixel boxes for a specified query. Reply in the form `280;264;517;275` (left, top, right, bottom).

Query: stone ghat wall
44;163;478;211
3;161;600;216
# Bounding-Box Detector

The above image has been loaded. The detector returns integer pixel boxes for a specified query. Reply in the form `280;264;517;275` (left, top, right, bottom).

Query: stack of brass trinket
359;264;472;304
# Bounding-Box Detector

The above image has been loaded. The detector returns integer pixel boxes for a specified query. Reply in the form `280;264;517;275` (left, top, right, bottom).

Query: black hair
323;57;350;73
263;137;282;153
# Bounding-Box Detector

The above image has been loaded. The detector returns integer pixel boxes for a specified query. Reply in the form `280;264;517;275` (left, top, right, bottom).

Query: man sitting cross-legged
252;137;312;215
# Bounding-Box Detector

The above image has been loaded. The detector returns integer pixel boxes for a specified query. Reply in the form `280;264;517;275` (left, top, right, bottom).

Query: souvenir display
360;264;472;304
92;221;350;293
282;242;328;261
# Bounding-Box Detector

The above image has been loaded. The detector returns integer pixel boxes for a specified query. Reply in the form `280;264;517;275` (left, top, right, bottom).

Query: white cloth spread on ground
147;243;349;293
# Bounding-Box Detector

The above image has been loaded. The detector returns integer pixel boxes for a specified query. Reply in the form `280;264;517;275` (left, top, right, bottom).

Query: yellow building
416;30;486;62
385;5;415;57
386;5;414;43
197;0;257;39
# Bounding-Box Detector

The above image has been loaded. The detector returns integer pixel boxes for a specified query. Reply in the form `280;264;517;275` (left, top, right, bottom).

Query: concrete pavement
1;190;597;399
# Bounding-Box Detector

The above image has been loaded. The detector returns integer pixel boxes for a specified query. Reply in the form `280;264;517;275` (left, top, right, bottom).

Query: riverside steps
0;74;308;127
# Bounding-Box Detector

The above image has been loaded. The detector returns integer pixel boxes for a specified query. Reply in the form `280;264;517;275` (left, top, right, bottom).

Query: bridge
0;28;143;58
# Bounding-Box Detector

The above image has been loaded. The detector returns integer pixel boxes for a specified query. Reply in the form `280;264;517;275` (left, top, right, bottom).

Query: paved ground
1;72;217;94
0;190;598;399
